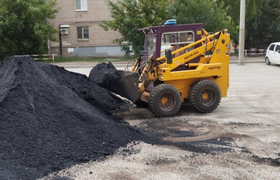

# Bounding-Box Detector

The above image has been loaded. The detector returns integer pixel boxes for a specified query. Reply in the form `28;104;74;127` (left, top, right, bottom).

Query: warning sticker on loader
208;66;221;70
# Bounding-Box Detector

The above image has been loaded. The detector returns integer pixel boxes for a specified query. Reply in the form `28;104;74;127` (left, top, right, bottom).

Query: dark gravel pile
0;56;152;180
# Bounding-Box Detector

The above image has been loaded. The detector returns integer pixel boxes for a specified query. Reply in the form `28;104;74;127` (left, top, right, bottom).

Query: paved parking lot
44;56;280;180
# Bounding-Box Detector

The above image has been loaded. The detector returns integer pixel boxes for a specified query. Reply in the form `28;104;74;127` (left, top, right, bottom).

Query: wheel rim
199;89;215;106
158;93;176;111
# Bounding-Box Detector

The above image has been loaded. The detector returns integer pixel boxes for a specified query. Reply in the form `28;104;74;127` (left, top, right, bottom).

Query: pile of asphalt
0;56;154;180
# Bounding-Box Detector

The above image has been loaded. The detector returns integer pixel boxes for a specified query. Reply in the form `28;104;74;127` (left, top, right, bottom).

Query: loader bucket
89;62;139;101
110;70;139;101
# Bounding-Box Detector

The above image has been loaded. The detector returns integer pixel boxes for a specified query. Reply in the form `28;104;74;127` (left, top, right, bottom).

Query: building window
77;27;89;39
76;0;87;11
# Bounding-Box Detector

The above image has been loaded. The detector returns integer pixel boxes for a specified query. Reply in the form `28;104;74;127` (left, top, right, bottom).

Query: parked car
265;42;280;65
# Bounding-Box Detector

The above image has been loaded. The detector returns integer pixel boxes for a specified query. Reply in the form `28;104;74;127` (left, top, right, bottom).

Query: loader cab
139;20;204;62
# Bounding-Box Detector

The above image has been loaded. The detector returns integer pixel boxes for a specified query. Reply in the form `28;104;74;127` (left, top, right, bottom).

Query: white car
265;42;280;65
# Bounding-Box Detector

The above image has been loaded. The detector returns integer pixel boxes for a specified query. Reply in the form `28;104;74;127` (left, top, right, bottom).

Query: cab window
160;31;194;56
145;36;156;56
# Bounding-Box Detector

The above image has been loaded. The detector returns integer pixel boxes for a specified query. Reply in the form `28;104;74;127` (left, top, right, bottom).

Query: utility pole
238;0;245;65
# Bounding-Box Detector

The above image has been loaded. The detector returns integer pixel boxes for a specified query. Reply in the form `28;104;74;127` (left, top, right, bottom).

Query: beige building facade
48;0;124;57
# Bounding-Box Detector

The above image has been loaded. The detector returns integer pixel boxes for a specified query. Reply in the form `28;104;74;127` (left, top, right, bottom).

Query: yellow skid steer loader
96;20;230;117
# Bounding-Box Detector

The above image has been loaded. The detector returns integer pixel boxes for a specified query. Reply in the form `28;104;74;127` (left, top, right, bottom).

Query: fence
28;54;57;63
244;48;266;58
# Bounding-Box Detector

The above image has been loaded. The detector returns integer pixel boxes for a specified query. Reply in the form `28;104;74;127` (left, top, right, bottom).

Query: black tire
265;57;271;65
189;79;221;113
148;84;181;117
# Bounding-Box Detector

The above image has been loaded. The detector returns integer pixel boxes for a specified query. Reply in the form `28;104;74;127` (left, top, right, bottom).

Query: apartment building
47;0;124;57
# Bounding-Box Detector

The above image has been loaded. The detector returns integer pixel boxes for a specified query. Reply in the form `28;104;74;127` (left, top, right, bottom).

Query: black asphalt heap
0;56;152;180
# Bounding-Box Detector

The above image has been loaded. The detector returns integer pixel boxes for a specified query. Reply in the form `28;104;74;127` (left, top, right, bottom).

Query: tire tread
189;79;221;113
148;84;181;117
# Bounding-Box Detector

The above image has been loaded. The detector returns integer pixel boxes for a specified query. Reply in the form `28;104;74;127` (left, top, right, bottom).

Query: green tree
100;0;170;57
219;0;264;25
102;0;236;57
168;0;236;36
217;0;268;48
254;0;280;48
0;0;59;60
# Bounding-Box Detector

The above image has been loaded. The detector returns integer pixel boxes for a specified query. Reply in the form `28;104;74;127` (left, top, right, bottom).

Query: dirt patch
0;56;156;180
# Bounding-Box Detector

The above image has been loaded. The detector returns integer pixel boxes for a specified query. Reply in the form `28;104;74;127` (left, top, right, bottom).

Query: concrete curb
230;56;264;64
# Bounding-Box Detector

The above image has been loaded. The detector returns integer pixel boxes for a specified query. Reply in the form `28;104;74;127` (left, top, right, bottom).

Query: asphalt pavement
42;55;280;180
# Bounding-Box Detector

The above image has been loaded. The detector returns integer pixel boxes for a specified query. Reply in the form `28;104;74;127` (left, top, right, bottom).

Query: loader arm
157;30;224;67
